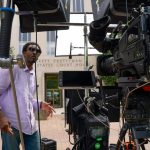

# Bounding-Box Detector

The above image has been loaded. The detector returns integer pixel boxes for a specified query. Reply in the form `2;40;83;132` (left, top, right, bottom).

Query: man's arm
0;66;18;95
31;99;41;111
31;99;55;117
0;68;11;94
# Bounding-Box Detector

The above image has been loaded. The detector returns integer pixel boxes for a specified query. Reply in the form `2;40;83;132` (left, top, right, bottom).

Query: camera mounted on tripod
58;71;111;150
89;0;150;149
89;2;150;79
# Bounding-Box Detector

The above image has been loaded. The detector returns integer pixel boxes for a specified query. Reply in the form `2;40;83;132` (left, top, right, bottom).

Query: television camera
88;0;150;149
59;71;111;150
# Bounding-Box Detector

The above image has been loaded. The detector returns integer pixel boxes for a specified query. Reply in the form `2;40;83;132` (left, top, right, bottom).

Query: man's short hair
22;42;42;53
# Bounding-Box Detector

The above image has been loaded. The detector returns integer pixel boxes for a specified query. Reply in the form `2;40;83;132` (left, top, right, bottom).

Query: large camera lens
97;55;116;76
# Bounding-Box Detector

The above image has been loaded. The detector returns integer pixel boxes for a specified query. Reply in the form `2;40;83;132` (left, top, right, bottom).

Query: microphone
69;43;72;59
0;7;14;58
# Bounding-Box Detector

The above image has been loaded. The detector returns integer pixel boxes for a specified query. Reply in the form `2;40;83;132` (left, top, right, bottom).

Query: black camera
58;71;111;150
90;1;150;79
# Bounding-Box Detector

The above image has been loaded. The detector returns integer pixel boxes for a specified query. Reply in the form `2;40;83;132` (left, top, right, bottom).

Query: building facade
9;0;99;108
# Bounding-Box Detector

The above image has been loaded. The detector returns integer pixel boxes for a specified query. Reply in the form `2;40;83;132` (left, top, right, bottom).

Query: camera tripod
115;121;150;150
111;78;150;150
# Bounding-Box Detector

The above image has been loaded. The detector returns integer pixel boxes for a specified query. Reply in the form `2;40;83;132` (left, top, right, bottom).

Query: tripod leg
116;122;129;150
140;144;146;150
131;127;141;150
139;138;147;150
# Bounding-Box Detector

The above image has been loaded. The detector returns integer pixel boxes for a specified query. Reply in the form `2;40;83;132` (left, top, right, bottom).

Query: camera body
73;102;109;150
89;0;150;128
90;4;150;79
64;89;110;150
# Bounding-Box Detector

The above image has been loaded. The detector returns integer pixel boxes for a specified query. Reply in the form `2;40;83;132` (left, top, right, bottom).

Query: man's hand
40;102;56;117
0;111;13;135
1;124;13;135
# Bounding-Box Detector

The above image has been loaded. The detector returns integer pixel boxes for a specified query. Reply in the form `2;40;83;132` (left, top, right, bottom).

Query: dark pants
1;127;40;150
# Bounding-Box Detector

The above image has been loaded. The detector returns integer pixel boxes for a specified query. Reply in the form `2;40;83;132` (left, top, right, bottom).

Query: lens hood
88;16;111;52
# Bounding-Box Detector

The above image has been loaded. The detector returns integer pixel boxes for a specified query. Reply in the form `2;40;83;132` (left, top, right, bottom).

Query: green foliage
99;53;117;86
101;76;117;86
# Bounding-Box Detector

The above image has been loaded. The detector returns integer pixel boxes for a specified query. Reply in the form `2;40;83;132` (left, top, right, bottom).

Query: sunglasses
28;47;41;53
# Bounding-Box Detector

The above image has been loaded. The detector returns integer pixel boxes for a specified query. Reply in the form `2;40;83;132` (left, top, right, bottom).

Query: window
71;0;84;12
56;14;101;56
47;31;56;56
19;32;31;53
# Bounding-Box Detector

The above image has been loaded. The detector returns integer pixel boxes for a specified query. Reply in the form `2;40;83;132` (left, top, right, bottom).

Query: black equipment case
13;0;70;32
41;138;57;150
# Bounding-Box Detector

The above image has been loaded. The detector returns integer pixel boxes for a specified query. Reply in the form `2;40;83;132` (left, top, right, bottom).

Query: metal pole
84;13;88;70
9;66;25;150
37;22;117;33
83;13;89;98
131;127;141;150
37;22;90;27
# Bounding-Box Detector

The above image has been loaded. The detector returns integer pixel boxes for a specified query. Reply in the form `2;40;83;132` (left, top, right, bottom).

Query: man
0;42;55;150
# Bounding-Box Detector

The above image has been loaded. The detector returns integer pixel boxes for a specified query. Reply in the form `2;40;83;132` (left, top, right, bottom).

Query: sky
56;14;101;56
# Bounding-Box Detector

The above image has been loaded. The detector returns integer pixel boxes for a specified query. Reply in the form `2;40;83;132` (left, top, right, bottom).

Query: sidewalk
40;114;73;150
0;113;119;150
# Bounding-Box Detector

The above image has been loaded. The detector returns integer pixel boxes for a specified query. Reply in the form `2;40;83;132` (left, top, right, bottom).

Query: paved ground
0;108;150;150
